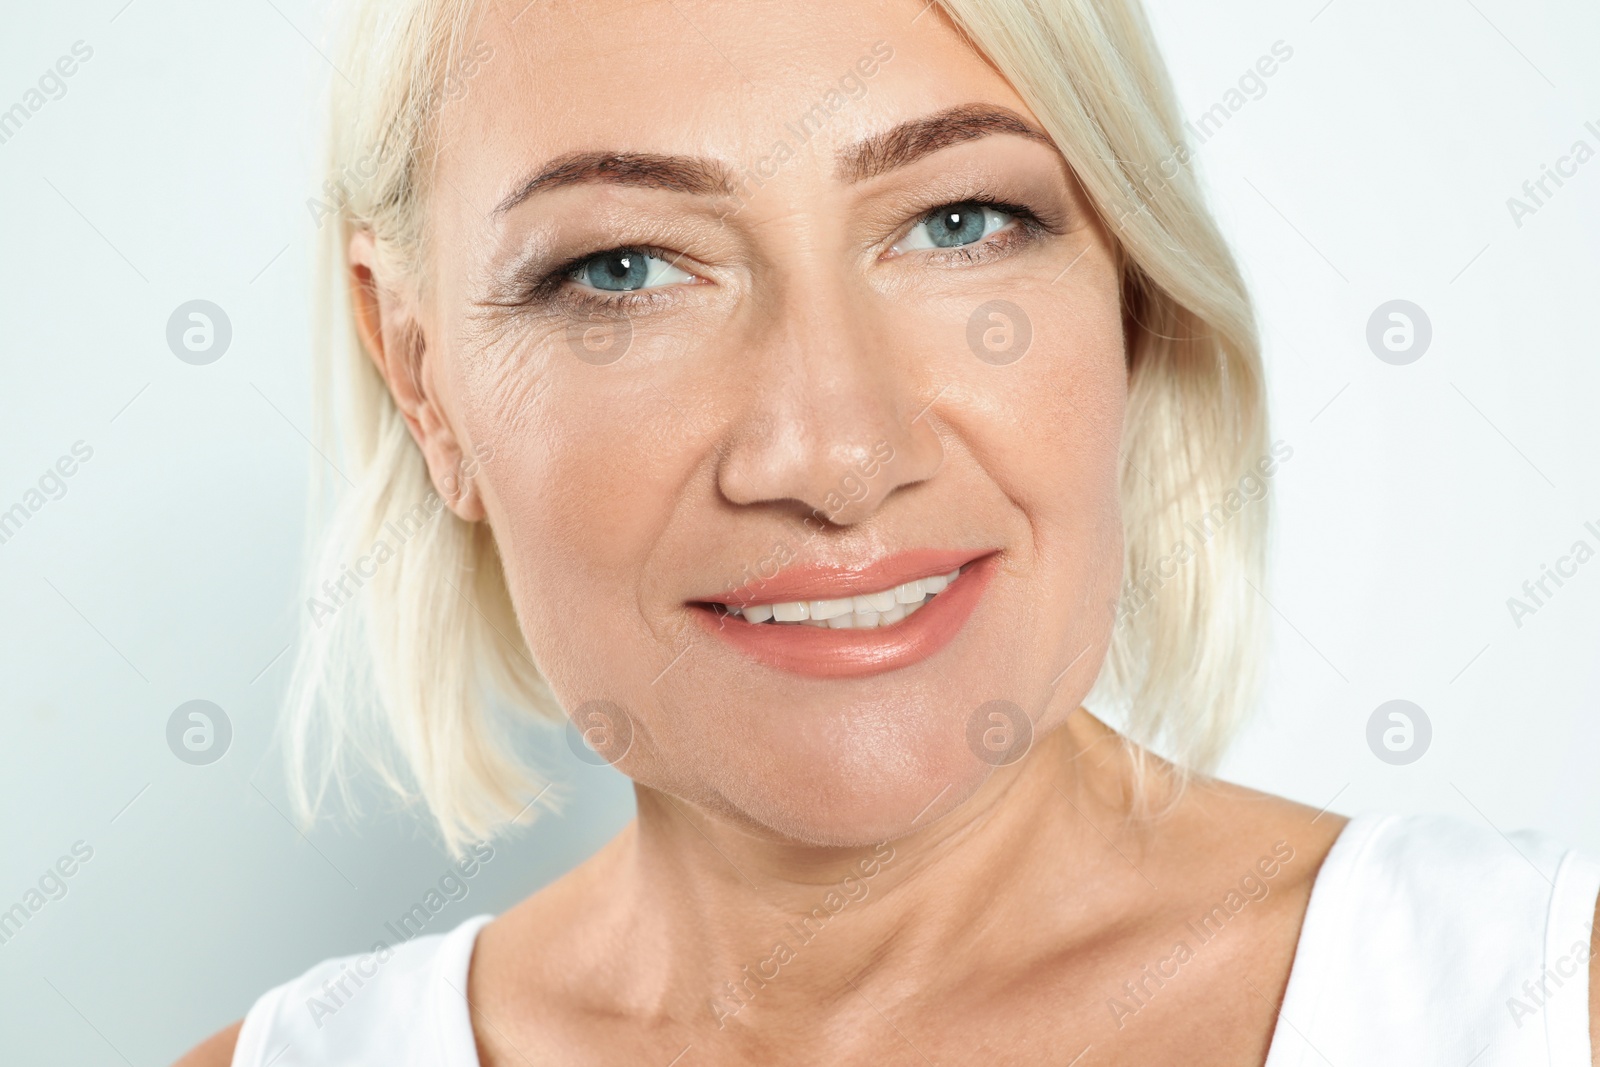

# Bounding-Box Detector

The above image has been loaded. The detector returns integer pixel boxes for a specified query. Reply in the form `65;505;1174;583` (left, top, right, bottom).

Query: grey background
1;0;1596;1062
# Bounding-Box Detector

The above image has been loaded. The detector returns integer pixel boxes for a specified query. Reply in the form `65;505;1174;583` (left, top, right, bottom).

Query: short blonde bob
284;0;1269;855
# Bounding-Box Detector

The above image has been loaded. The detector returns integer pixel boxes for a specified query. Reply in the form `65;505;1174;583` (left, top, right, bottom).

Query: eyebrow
836;104;1055;183
491;152;739;216
491;104;1055;217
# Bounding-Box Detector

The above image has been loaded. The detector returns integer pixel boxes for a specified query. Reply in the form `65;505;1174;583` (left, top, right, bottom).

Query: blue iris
578;250;650;291
925;204;988;248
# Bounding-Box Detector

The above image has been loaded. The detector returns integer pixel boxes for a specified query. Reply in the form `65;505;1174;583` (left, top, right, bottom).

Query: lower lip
691;553;998;679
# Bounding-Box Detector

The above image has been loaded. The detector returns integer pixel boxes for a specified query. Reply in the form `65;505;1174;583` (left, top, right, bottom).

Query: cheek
907;262;1127;560
929;270;1128;693
457;351;699;697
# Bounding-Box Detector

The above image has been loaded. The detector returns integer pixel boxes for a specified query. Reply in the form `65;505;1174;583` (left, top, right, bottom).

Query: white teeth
729;565;966;629
771;601;808;622
808;597;854;621
894;579;924;604
857;590;898;613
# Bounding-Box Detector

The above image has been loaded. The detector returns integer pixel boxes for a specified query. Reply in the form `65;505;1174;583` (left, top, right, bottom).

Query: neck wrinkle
606;710;1149;1028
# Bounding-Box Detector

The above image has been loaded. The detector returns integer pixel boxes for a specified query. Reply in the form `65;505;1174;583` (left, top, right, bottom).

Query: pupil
586;251;649;291
932;204;985;247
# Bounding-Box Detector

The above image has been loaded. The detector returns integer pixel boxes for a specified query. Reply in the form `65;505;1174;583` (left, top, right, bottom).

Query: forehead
435;0;1035;200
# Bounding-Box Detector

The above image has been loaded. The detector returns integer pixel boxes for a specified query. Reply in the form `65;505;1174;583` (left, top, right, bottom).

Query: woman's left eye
569;249;694;293
895;202;1014;253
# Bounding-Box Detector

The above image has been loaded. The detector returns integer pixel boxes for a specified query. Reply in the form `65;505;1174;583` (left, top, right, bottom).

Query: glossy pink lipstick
691;549;998;678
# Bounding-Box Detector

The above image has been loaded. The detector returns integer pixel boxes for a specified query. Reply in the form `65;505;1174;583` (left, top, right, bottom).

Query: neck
610;709;1165;1031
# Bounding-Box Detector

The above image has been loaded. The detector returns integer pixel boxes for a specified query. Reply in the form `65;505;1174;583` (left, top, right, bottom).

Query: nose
715;274;945;528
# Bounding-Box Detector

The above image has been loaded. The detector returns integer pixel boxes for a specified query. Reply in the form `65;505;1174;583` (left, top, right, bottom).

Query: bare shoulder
1137;770;1350;1002
170;1020;242;1067
1160;772;1348;895
1590;891;1600;1065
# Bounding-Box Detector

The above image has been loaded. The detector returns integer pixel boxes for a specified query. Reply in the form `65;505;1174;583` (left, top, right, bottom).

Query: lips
690;549;999;678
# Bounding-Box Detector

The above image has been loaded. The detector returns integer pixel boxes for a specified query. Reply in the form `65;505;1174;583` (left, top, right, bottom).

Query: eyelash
521;194;1057;314
901;195;1053;265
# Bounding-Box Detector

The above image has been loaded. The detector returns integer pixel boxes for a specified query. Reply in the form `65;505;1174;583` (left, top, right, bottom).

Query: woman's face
401;0;1128;845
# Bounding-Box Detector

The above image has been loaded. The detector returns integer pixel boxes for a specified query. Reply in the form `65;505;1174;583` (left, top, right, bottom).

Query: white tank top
231;812;1600;1066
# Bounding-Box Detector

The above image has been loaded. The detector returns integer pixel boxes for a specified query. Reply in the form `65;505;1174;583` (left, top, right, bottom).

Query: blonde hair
285;0;1267;854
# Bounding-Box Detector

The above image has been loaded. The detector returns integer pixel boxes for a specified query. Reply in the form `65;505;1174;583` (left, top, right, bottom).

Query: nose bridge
716;266;942;526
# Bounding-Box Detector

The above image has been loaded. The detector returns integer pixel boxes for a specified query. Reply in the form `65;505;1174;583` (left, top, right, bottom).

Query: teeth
855;590;898;613
727;566;965;629
808;597;854;621
772;601;809;622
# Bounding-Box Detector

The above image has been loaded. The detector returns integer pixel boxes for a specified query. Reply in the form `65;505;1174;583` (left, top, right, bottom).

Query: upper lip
696;548;996;607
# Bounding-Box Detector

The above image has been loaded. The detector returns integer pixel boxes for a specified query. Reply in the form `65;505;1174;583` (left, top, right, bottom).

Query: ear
348;230;487;522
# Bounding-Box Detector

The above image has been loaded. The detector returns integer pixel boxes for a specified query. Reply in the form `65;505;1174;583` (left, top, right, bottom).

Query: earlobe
346;230;487;523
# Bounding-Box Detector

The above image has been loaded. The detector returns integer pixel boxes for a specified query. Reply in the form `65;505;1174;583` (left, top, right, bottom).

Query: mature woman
180;0;1599;1063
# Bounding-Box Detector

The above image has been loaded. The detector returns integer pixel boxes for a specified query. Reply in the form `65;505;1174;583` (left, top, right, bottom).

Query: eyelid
882;197;1048;262
892;203;1013;254
565;247;697;292
510;244;704;313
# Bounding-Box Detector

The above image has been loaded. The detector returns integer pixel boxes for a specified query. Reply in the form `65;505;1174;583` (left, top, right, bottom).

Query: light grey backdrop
1;0;1596;1062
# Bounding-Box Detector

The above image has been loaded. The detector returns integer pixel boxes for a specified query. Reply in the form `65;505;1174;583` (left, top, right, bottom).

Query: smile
725;566;966;629
691;550;998;678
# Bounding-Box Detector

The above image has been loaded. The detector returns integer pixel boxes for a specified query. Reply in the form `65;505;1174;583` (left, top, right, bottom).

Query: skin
177;0;1600;1063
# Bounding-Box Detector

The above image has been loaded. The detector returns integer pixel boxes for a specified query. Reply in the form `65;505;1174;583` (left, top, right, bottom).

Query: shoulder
189;913;492;1067
171;1020;242;1067
1268;811;1600;1065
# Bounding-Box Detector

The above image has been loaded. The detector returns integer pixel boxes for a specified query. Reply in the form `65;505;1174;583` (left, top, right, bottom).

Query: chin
658;692;1002;847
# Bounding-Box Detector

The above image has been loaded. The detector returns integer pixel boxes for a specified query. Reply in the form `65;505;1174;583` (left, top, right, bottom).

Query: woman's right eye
894;201;1016;253
569;249;694;293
